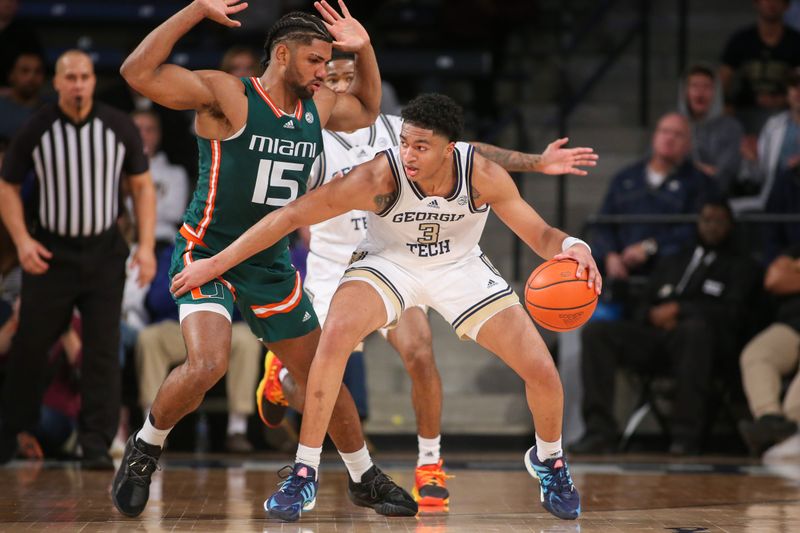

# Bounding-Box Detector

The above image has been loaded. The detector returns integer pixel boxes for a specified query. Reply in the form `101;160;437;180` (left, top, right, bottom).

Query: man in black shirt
0;50;156;468
720;0;800;133
739;244;800;456
573;201;761;455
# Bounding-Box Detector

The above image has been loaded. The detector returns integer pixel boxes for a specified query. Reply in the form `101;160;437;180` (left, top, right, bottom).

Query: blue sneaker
264;463;318;522
524;446;580;520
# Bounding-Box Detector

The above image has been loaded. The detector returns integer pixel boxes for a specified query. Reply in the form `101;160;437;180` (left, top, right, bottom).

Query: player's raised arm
120;0;247;111
471;154;602;293
171;156;394;296
471;138;598;175
312;1;381;131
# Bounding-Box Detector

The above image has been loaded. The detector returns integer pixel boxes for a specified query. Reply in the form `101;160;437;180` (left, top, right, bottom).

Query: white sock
418;435;441;466
278;367;289;383
535;433;563;462
138;414;172;448
227;412;247;435
338;443;373;482
295;443;322;474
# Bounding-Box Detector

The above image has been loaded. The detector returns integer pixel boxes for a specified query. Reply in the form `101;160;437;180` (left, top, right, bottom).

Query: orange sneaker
256;351;288;428
412;459;452;506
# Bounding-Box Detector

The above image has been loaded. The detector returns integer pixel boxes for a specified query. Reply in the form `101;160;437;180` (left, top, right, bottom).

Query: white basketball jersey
357;142;489;269
307;114;402;264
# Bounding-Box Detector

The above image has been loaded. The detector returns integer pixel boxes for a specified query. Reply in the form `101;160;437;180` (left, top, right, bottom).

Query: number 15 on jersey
252;158;303;207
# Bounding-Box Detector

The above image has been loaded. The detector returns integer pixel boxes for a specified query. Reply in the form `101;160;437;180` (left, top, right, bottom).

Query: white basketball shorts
341;252;519;340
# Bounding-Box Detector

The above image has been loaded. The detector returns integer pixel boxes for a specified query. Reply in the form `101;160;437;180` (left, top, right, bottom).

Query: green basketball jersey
180;77;323;266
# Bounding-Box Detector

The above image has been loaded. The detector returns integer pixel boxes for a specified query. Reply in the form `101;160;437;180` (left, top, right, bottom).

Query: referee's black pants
1;227;128;457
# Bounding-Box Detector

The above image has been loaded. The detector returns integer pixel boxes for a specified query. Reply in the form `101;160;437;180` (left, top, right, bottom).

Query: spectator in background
131;110;189;246
575;201;761;455
135;243;262;453
733;67;800;214
739;244;800;458
720;0;800;134
0;0;42;90
0;52;46;138
590;113;719;300
220;45;259;78
678;64;744;196
0;50;156;469
763;164;800;263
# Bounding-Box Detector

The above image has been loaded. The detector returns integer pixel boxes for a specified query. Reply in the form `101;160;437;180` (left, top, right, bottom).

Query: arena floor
2;452;799;532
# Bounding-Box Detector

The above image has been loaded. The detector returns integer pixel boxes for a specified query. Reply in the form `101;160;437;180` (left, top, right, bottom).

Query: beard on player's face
285;62;319;100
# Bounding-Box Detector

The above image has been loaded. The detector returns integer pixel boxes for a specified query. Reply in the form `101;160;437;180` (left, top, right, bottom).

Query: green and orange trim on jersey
250;271;303;319
249;77;304;120
182;139;221;246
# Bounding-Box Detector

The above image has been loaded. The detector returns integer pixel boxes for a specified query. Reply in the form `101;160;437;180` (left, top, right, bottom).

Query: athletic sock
137;413;172;448
417;434;441;466
227;412;247;436
535;433;563;462
338;443;373;482
295;443;322;475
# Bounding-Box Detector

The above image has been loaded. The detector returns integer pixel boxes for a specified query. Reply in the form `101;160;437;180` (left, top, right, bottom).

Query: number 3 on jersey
252;158;303;206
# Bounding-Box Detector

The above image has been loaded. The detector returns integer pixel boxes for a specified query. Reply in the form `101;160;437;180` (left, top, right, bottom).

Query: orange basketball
524;259;598;332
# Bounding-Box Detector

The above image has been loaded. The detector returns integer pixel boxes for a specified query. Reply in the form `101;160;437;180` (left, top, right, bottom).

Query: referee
0;50;156;468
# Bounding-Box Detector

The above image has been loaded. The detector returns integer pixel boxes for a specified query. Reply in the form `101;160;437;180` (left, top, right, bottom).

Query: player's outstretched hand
539;138;598;176
314;0;370;52
171;258;219;297
195;0;248;28
554;244;602;294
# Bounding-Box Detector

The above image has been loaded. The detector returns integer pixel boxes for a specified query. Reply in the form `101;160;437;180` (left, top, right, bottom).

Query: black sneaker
111;433;162;517
739;415;798;457
348;465;418;516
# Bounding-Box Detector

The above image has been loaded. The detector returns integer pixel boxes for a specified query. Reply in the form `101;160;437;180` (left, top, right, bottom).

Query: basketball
524;259;598;332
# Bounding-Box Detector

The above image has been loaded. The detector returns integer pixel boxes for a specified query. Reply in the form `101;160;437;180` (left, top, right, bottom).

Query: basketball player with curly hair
172;93;603;521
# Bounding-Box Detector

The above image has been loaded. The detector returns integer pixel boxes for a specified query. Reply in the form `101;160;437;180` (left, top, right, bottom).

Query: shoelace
363;469;400;499
545;462;574;494
276;465;311;497
417;466;453;487
127;447;160;484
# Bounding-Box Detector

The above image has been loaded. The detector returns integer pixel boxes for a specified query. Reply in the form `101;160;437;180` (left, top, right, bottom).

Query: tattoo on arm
472;142;541;172
373;192;397;212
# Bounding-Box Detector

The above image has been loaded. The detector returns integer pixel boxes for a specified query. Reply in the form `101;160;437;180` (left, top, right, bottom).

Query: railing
485;1;692;281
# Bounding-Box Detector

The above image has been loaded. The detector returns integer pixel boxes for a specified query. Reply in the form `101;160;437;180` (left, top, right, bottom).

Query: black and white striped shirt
1;102;148;237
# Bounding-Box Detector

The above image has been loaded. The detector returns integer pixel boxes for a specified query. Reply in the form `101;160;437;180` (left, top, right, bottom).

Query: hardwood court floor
2;452;800;532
